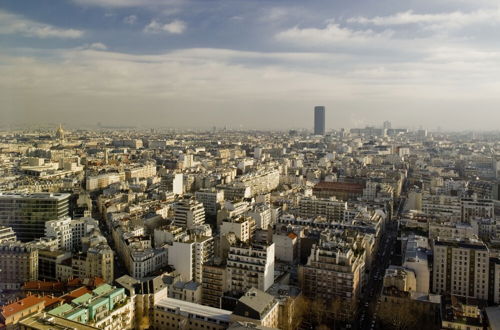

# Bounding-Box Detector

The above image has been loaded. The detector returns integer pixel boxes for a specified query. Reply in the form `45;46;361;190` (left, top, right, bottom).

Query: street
353;196;405;330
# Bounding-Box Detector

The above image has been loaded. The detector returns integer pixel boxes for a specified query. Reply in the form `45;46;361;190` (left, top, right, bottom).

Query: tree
377;300;419;330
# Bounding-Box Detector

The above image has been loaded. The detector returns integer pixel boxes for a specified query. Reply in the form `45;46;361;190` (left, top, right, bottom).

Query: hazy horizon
2;0;500;130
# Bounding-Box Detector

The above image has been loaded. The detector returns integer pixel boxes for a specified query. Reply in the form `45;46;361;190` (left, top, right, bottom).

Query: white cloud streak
143;19;186;34
0;10;84;39
276;23;394;47
72;0;181;7
347;8;500;30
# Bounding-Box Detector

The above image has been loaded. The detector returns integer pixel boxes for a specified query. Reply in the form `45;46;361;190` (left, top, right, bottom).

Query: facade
173;199;206;229
299;239;365;320
246;204;272;230
422;194;461;221
125;163;156;180
314;106;326;136
115;274;169;330
58;244;114;283
0;225;16;243
298;196;347;222
85;172;124;191
168;235;214;283
461;197;494;223
432;238;489;300
153;297;231;330
202;261;228;308
0;241;39;290
227;243;275;294
220;216;253;243
195;188;225;216
0;192;70;242
45;217;73;251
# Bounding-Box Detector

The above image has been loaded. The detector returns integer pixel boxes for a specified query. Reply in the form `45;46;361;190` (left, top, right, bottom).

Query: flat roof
485;306;500;330
156;297;231;321
0;192;70;200
20;313;98;330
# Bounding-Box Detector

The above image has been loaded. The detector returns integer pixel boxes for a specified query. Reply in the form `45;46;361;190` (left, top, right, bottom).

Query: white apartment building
227;243;275;293
220;216;253;243
422;194;461;221
298;196;347;222
86;172;124;191
428;222;476;241
433;238;489;300
246;203;272;229
461;197;495;223
130;247;168;279
45;217;73;251
168;235;214;283
173;199;206;229
125;163;156;180
195;188;224;216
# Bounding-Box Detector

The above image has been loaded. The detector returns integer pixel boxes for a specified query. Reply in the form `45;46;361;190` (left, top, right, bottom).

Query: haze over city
2;0;500;130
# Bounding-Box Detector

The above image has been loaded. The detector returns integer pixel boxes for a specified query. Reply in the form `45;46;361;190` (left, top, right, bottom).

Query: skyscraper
314;106;325;135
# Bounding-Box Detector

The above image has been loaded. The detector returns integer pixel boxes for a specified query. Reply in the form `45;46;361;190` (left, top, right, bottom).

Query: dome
56;124;65;140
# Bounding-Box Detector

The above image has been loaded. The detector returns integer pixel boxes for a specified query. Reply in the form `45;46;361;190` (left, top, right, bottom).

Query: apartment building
125;163;156;180
299;236;365;320
85;172;124;191
153;297;231;330
0;225;16;243
432;238;489;300
58;243;114;283
195;188;224;216
227;243;275;294
201;260;228;308
168;235;214;283
298;196;347;222
246;203;273;229
461;197;495;223
220;216;253;243
48;284;134;330
0;241;39;290
173;199;206;229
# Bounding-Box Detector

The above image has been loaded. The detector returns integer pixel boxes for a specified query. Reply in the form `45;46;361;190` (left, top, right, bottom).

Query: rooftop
156;297;232;321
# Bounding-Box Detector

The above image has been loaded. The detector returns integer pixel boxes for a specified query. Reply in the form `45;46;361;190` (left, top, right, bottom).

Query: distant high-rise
314;106;325;135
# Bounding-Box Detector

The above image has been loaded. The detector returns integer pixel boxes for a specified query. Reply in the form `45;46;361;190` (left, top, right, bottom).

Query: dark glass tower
314;106;325;135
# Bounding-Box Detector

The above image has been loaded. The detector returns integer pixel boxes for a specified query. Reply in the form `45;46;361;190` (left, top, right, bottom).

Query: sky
1;0;500;131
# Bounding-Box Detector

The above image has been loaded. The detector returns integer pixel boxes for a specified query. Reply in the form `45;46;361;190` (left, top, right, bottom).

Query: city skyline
1;1;500;130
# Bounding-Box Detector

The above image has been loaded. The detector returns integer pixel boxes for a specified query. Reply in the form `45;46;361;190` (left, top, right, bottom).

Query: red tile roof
0;295;44;318
39;296;64;309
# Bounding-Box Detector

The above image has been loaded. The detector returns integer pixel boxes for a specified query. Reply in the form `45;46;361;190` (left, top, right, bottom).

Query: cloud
276;23;393;47
123;15;137;25
89;42;108;50
143;19;186;34
2;46;500;129
347;8;500;31
72;0;182;8
0;10;84;39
